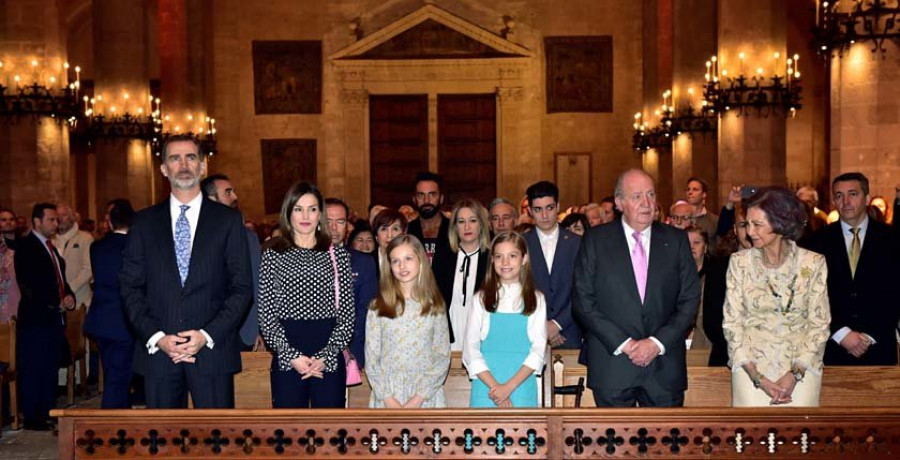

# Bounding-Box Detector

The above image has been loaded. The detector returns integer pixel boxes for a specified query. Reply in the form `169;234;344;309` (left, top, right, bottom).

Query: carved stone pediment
330;4;533;61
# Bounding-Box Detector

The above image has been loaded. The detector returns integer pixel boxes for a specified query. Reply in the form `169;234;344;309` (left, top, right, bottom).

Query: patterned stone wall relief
261;139;317;215
545;36;613;113
252;41;322;114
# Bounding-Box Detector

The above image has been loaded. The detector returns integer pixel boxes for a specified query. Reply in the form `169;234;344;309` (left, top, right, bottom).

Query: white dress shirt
449;248;481;352
536;225;559;274
462;283;547;378
614;219;666;356
147;192;214;354
832;216;875;345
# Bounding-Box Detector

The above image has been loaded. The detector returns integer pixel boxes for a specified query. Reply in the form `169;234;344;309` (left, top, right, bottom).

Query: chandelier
702;52;803;118
632;89;717;152
814;0;900;56
0;58;81;123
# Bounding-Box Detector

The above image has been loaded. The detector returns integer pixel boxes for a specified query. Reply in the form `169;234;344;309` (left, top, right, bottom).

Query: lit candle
14;74;21;89
687;87;695;110
49;76;56;88
83;95;89;114
96;94;103;114
773;52;780;76
711;56;718;78
31;59;38;85
123;92;130;114
739;52;745;75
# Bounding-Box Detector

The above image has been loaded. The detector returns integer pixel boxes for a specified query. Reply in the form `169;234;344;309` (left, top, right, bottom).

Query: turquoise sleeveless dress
469;311;538;408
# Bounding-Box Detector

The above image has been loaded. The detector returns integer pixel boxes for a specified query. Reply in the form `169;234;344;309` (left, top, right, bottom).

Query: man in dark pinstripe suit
120;134;251;408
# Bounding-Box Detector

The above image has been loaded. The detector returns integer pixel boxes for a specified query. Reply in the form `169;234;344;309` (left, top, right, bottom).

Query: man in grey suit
573;169;700;407
201;173;263;351
523;181;582;349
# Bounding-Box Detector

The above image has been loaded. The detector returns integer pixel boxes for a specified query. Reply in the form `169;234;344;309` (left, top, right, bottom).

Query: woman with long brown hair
463;232;547;408
258;181;354;408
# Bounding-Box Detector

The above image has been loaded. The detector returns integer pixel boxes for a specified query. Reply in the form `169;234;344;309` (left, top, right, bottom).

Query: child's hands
489;383;513;405
384;397;403;408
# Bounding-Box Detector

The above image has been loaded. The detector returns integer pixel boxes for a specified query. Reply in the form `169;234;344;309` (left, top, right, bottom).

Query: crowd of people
2;133;899;430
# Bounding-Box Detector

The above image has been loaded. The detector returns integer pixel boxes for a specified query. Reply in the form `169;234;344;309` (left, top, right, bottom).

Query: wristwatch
791;367;806;382
750;373;763;388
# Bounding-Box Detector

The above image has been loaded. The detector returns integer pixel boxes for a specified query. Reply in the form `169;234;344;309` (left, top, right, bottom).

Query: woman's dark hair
348;221;374;245
683;225;709;245
372;209;408;236
560;212;589;232
266;181;332;252
744;186;807;241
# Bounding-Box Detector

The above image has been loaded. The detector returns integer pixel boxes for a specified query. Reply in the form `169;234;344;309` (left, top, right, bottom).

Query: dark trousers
96;337;134;409
17;322;64;423
144;364;235;409
271;365;345;408
592;382;685;408
270;317;347;408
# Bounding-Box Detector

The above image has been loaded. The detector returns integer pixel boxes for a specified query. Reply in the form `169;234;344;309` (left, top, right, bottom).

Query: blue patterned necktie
175;204;191;286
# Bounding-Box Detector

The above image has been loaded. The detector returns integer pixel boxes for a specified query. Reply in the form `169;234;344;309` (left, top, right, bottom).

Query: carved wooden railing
53;407;900;459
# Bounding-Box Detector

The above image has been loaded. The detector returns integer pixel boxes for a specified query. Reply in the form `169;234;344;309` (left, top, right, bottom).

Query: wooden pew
554;359;900;407
236;351;550;408
52;407;900;458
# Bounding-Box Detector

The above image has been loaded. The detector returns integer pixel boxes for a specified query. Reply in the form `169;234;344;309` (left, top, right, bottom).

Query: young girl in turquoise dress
365;235;451;408
463;232;547;408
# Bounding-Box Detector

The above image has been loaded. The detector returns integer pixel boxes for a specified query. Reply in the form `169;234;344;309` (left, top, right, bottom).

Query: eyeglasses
670;215;695;223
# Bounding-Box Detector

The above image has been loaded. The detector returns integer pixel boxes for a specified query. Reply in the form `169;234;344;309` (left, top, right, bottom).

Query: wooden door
437;94;497;207
369;95;429;209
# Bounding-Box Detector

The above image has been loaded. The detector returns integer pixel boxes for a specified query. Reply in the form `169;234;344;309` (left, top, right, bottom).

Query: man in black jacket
15;203;74;430
120;135;251;408
811;172;900;365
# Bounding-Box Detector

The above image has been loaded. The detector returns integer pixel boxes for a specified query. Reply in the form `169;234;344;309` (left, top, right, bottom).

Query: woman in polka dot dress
259;181;355;408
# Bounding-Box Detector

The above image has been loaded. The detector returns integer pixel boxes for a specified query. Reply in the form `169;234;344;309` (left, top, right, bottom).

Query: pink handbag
330;246;362;387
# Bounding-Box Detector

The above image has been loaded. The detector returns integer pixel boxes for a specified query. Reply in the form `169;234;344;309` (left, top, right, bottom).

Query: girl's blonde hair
371;234;446;318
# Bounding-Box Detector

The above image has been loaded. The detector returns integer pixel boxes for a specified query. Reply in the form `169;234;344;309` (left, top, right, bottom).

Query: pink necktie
632;231;648;303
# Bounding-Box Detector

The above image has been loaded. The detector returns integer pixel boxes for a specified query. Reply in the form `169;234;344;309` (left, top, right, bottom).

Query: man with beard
1;208;19;249
407;171;450;262
53;203;94;310
201;173;263;351
120;134;251;408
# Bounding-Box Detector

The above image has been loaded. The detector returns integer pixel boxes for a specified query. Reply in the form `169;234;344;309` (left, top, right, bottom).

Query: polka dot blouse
258;245;355;372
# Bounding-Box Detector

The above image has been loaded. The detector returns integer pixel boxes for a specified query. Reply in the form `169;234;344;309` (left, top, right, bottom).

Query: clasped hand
157;330;207;364
290;355;325;380
489;383;514;408
624;339;660;367
760;373;797;405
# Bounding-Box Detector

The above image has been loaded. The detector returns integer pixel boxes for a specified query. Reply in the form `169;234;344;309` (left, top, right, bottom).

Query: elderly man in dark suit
15;203;75;430
523;181;582;349
120;134;252;409
811;172;900;365
574;169;700;407
84;199;135;408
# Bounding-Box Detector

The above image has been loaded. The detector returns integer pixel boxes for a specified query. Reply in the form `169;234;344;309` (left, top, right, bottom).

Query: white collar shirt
536;224;559;274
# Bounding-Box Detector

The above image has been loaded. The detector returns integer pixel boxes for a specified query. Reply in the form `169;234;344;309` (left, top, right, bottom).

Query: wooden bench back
0;316;14;368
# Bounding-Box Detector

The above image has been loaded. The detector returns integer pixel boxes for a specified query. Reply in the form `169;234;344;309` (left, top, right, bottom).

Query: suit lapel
611;221;643;305
184;198;212;289
645;222;668;304
829;223;854;282
154;199;182;287
527;231;550;284
549;229;570;280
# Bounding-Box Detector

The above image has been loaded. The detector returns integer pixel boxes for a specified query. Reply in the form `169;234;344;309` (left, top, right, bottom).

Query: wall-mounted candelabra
702;52;802;118
632;89;717;152
0;58;81;122
814;0;900;57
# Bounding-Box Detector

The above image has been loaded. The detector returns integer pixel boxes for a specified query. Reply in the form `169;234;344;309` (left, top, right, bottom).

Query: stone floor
0;385;102;460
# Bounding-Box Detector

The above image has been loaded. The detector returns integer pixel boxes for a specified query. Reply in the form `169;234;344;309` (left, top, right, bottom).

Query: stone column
672;0;718;207
92;0;153;213
0;0;71;216
830;41;900;200
716;0;788;204
641;0;674;207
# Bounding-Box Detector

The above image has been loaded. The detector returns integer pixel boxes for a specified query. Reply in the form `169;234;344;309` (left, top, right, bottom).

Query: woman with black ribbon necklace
432;199;491;351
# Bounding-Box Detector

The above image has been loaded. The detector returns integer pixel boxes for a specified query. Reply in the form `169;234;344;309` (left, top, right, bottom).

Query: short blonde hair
447;199;491;253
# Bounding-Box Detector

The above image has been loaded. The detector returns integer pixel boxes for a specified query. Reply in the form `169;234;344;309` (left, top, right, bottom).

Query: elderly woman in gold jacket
722;187;831;407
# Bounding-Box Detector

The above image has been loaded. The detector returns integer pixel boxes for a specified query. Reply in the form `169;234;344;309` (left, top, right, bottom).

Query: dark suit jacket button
850;292;857;298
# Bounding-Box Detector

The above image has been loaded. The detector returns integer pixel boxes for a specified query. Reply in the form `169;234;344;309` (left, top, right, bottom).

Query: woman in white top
463;232;547;407
432;199;491;351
